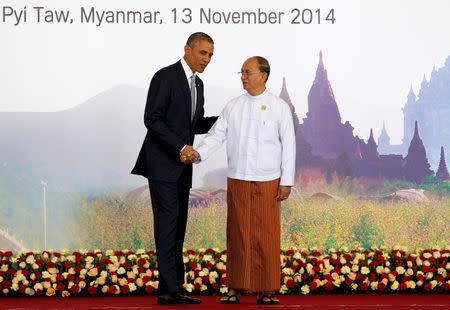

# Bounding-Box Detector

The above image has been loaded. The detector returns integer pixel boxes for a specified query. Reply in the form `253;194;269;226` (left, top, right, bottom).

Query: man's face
240;58;266;93
184;40;214;73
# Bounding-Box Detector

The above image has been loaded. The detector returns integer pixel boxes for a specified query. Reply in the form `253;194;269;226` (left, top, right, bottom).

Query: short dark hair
186;32;214;47
254;56;270;82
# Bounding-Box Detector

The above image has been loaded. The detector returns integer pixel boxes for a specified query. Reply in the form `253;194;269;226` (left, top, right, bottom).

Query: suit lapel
174;61;192;121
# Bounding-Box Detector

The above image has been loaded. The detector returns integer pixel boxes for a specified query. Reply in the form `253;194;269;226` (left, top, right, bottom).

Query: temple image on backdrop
281;52;450;184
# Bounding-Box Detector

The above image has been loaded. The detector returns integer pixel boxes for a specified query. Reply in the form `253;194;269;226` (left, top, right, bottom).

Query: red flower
7;269;16;276
2;251;13;257
35;259;45;266
145;285;154;294
2;280;11;289
56;283;65;292
215;253;222;259
324;281;334;291
313;266;321;272
74;266;83;273
360;282;369;291
441;282;450;291
122;262;132;269
377;282;386;291
71;285;80;294
127;278;134;284
286;249;295;256
142;276;151;283
76;277;84;283
87;286;97;295
62;261;72;269
18;285;26;293
56;274;65;282
345;278;353;286
416;274;425;281
108;285;118;294
21;269;30;277
356;274;365;281
137;258;147;266
114;251;123;256
220;276;227;285
309;281;318;291
201;276;209;283
35;271;42;278
138;267;145;274
424;282;432;292
286;278;296;289
101;258;112;265
188;262;197;270
46;262;56;269
368;273;377;281
211;283;219;290
67;274;75;282
399;282;408;290
194;282;201;290
186;250;196;255
35;289;43;296
120;285;130;294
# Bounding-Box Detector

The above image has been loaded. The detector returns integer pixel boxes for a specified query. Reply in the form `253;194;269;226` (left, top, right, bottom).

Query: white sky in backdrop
1;0;449;143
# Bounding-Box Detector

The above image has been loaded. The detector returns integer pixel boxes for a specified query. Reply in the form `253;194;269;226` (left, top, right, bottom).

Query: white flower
11;283;19;291
220;286;228;294
25;288;35;296
351;283;358;290
202;255;213;262
26;256;35;264
200;284;207;291
117;267;126;275
3;288;9;295
396;266;405;274
300;285;310;295
184;283;194;292
129;283;137;292
431;280;438;289
361;267;370;275
279;284;288;294
423;253;432;259
370;281;378;290
282;267;294;275
19;262;26;269
391;281;399;290
375;266;384;274
408;281;416;289
341;266;351;275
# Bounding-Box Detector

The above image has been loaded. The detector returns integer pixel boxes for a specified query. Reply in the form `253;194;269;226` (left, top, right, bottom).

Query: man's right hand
180;145;199;163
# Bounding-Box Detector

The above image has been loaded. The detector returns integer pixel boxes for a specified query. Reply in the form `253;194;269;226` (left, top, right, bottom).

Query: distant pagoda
436;146;450;181
404;121;433;183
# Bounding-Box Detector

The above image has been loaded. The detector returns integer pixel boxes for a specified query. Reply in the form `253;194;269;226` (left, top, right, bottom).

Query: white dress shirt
196;89;296;186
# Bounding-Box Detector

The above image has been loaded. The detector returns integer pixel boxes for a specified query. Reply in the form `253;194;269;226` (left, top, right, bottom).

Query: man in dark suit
131;32;217;305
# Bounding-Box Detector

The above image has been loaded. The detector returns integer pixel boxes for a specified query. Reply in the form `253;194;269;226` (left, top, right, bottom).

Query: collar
181;57;195;82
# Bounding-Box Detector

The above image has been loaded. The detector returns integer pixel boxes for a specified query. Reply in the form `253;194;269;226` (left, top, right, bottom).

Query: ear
184;44;191;56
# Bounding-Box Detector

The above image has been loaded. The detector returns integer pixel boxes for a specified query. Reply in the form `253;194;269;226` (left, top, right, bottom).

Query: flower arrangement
0;247;448;297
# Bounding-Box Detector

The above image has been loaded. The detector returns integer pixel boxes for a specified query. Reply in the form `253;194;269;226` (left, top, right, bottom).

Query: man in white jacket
192;56;296;304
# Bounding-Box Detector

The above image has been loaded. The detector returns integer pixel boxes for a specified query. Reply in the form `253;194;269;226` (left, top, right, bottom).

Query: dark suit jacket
131;60;218;187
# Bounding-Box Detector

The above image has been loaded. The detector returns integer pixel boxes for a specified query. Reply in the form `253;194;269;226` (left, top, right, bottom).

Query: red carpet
0;294;448;309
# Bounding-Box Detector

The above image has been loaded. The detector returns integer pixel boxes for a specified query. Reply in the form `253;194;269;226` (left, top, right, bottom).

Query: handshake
179;145;200;164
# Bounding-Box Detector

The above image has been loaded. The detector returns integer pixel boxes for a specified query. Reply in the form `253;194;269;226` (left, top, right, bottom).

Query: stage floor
0;294;448;310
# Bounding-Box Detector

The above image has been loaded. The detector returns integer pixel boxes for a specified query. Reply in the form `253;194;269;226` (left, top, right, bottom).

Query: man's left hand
277;186;291;201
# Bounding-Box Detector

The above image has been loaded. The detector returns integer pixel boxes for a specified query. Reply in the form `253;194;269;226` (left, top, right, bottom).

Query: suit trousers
148;167;191;294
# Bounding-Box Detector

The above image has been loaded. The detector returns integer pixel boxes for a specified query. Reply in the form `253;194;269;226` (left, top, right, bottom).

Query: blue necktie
190;74;196;121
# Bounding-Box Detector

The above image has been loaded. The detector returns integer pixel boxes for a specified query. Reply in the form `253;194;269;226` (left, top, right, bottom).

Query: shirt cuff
180;144;187;153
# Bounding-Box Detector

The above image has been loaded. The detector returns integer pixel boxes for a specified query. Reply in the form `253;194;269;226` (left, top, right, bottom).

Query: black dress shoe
158;293;202;305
